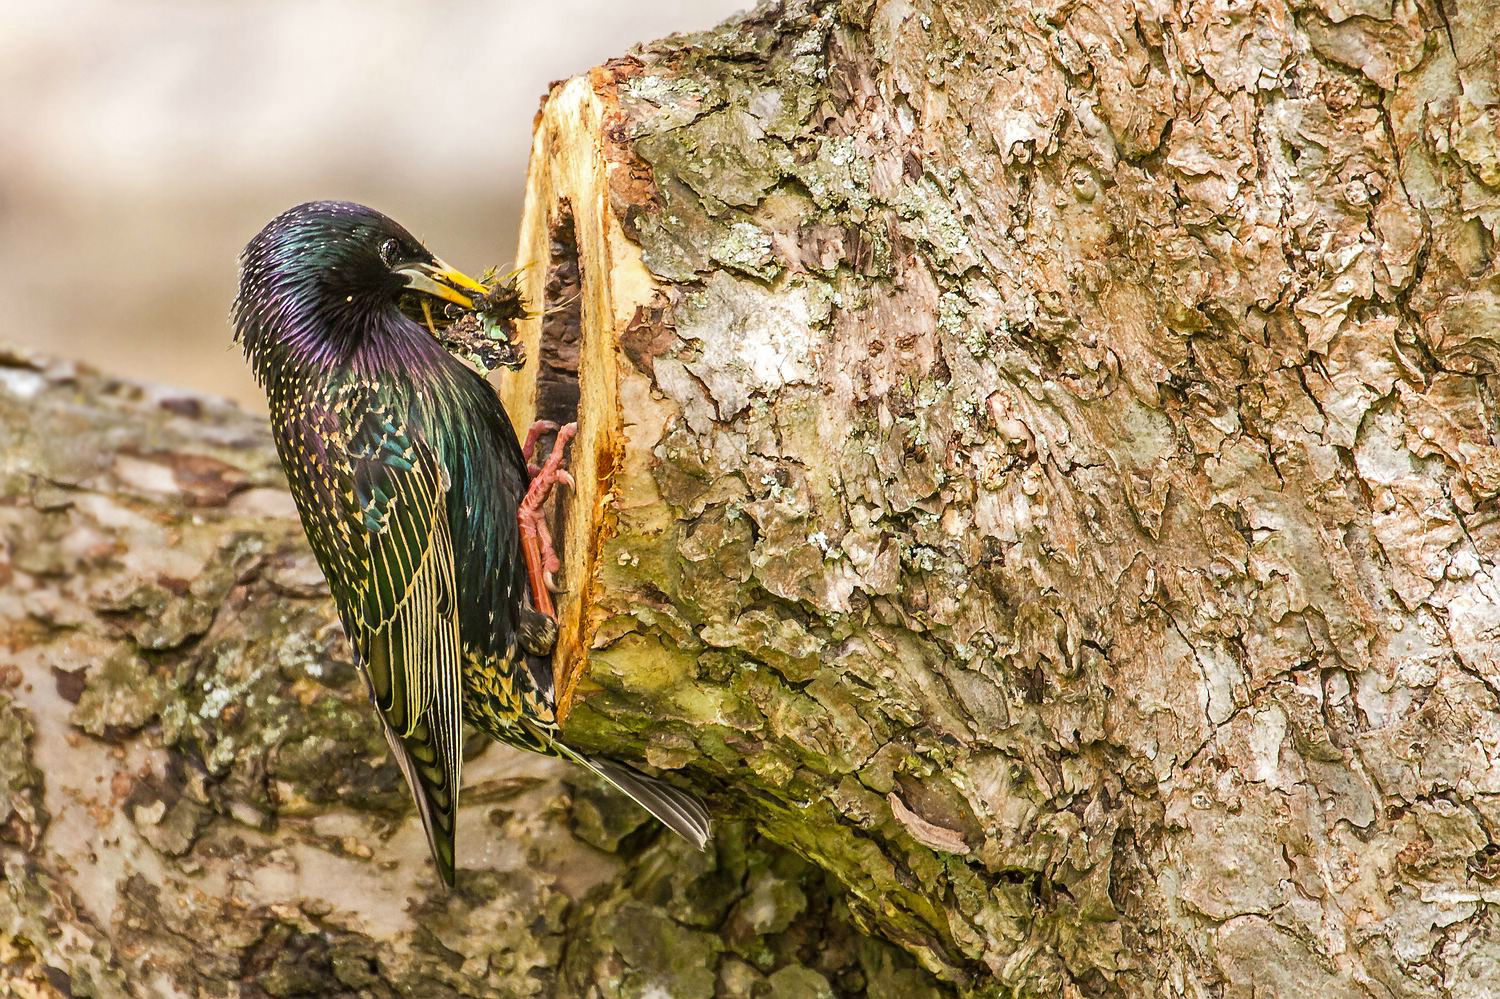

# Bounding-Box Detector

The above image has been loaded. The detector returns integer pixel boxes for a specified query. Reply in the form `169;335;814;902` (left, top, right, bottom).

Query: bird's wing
340;400;465;887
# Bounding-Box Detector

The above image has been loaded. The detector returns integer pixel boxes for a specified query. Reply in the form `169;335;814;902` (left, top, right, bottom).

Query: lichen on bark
507;0;1500;995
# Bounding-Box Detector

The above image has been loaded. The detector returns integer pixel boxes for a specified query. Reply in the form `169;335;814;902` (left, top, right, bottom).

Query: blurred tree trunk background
6;1;1500;997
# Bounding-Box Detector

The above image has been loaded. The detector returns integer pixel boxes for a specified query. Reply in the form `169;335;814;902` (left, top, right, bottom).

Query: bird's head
233;200;495;380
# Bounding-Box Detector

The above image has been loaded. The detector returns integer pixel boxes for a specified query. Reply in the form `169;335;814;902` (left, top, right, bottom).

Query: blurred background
1;0;746;411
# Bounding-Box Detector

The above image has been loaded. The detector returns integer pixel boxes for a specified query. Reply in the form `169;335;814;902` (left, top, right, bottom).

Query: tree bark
7;0;1500;995
504;0;1500;996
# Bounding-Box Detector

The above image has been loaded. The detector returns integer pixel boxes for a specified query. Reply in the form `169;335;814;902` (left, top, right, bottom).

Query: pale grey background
1;0;746;410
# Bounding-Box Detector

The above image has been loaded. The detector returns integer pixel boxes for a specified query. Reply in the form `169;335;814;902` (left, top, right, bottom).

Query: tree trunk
505;0;1500;996
7;0;1500;996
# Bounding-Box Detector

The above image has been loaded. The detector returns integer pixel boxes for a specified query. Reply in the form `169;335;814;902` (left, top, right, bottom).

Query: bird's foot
522;420;559;477
519;422;577;619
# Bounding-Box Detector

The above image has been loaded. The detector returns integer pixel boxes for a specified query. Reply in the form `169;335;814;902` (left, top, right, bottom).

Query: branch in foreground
0;347;943;997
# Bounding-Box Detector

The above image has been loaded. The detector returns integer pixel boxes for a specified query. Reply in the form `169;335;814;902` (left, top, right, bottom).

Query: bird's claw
518;422;578;621
522;420;561;465
525;463;572;485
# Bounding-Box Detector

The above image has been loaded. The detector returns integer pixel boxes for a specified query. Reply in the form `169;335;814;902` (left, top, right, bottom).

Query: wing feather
336;399;466;886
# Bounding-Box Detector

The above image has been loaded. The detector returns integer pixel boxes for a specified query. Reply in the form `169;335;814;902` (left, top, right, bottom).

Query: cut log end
501;77;653;725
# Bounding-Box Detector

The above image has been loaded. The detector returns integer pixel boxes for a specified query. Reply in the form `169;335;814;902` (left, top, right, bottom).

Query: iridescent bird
233;201;709;885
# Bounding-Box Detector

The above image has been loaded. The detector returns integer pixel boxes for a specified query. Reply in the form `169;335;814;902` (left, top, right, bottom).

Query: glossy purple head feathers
232;201;442;383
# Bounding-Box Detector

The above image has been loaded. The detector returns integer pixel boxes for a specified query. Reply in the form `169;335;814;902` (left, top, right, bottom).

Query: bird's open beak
395;259;490;309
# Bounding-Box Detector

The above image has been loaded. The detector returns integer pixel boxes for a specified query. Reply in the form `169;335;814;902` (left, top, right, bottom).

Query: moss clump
70;649;170;737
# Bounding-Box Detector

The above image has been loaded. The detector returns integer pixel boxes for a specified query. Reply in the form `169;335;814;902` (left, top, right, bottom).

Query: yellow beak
395;258;489;308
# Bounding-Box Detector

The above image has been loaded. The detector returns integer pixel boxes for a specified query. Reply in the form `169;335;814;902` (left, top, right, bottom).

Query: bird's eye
378;238;401;265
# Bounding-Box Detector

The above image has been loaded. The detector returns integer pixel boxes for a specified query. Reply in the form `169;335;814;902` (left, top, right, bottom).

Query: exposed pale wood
501;76;663;723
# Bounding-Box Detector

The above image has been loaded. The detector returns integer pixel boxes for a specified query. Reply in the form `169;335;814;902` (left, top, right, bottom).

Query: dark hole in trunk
537;207;582;427
533;206;583;598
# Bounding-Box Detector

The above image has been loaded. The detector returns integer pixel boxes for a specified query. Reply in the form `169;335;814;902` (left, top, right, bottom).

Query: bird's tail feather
558;746;711;850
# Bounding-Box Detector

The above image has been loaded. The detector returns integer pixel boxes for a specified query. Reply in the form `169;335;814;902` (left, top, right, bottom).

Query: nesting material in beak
436;268;530;375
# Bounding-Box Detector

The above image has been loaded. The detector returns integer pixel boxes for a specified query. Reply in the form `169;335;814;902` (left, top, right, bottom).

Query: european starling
233;201;709;885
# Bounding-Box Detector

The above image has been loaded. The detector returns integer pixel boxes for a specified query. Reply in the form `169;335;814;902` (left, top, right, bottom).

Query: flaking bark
504;0;1500;995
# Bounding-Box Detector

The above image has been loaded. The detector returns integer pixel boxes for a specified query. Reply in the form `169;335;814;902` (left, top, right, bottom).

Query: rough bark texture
0;347;944;998
7;0;1500;995
502;0;1500;996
